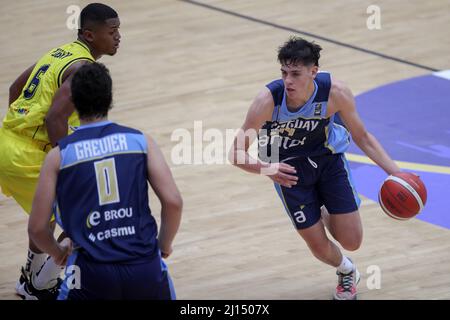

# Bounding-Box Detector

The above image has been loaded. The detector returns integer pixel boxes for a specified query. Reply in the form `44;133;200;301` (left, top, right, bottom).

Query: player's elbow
163;192;183;213
171;193;183;212
27;221;44;244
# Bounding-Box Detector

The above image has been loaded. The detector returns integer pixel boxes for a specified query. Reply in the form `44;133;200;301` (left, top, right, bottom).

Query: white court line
433;69;450;80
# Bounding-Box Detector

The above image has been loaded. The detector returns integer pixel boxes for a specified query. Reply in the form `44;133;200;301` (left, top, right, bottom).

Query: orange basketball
378;172;427;220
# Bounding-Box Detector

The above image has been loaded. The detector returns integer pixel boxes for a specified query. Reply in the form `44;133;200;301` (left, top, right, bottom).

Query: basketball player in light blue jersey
28;63;182;299
230;37;401;300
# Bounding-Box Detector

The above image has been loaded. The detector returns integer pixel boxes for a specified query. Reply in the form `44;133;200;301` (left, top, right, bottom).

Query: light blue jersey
261;72;350;160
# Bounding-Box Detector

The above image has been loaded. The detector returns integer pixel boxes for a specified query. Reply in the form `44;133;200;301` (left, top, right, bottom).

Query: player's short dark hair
277;36;322;67
78;3;118;35
71;63;113;120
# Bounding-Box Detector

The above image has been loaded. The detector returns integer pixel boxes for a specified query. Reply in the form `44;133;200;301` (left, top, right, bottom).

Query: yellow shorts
0;128;50;214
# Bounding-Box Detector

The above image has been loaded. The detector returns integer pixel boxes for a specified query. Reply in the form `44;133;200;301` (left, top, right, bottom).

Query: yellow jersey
2;40;95;147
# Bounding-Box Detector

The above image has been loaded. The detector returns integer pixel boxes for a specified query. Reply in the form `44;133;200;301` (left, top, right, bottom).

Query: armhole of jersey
266;80;284;105
58;144;66;170
266;80;284;121
264;88;277;121
313;72;332;103
142;134;150;182
57;57;94;87
140;133;149;154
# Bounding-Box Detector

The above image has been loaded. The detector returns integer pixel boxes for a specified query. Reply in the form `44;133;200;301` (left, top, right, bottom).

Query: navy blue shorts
57;251;176;300
274;153;360;230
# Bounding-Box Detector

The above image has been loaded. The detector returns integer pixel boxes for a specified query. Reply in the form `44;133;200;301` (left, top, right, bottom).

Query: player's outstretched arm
229;87;273;174
9;64;36;105
28;148;72;265
330;79;401;175
45;61;89;146
146;135;183;259
228;87;298;188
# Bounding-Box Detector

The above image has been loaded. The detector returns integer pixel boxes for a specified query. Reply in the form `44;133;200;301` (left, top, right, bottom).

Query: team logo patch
314;103;322;116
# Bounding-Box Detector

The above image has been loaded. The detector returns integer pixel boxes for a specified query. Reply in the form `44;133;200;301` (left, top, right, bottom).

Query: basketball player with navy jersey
0;3;121;299
28;63;182;299
230;37;401;300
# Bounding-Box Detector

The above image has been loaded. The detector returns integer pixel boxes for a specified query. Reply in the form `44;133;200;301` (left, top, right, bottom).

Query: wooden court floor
0;0;449;299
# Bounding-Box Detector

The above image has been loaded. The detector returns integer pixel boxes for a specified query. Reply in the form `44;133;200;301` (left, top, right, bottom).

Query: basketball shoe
15;266;28;297
333;266;361;300
16;267;62;300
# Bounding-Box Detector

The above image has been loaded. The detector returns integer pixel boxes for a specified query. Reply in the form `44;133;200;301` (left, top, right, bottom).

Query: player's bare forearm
9;64;35;105
146;134;183;257
28;227;62;258
234;161;267;175
229;87;275;174
158;199;182;257
46;115;69;147
331;80;401;176
355;132;401;175
29;227;71;266
229;131;269;175
45;79;75;146
28;148;64;258
230;148;298;187
230;147;268;175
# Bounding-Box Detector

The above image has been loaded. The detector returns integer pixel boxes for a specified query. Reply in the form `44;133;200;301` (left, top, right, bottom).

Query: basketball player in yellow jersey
0;3;121;299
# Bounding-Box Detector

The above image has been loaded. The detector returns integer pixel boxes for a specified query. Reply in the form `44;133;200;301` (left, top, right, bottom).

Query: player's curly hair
71;62;112;119
277;36;322;67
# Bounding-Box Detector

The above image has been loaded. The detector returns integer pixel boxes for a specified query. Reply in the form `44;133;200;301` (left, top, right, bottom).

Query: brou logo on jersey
86;211;101;228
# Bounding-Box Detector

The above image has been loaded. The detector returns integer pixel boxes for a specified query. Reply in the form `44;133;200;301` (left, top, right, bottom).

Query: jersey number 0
94;158;120;205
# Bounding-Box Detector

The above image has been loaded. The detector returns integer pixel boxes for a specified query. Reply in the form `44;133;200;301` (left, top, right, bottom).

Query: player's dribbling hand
54;237;73;266
265;163;298;188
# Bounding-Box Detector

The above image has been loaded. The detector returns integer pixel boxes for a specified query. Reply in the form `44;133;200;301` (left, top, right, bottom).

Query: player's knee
308;240;332;259
340;235;362;251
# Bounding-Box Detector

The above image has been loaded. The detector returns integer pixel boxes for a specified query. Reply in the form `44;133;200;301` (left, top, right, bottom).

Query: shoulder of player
60;60;92;84
45;146;62;169
248;87;275;118
328;78;354;111
144;133;155;147
144;133;163;159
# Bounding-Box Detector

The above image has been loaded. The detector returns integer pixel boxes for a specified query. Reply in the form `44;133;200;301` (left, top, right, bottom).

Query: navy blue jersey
260;72;350;160
56;121;158;263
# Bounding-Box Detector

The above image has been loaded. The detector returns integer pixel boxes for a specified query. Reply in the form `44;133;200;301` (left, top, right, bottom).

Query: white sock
32;257;64;290
337;256;354;274
24;249;47;278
